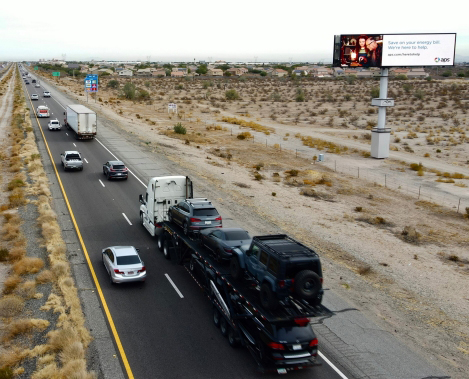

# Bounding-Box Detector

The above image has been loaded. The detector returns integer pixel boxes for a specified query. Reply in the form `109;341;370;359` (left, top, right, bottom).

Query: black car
200;227;251;262
168;198;222;236
103;160;128;180
25;81;29;84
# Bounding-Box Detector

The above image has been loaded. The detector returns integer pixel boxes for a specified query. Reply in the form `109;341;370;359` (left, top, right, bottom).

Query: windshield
116;255;141;265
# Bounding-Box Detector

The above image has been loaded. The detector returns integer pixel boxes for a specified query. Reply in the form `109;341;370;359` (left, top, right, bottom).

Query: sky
1;0;468;63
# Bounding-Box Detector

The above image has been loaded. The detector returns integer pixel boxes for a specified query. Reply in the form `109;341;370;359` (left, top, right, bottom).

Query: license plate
127;271;134;275
292;344;302;350
277;368;287;374
205;221;211;224
117;173;121;175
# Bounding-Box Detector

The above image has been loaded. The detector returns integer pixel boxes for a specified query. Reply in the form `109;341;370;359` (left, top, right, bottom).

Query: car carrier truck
138;176;332;373
63;104;97;140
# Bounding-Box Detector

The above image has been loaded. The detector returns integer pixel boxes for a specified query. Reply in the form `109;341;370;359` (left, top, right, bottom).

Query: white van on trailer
37;105;50;118
139;176;193;236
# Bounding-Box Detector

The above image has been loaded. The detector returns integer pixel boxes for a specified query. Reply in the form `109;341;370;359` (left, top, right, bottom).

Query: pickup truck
60;151;83;171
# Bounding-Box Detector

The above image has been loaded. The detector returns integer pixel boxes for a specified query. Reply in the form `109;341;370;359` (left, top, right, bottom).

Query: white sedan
102;246;146;284
31;94;39;100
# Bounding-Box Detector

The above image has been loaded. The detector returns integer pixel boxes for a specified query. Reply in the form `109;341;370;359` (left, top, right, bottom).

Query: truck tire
183;221;189;236
228;327;241;348
163;240;172;260
157;233;164;251
213;307;221;328
139;213;144;226
230;257;242;280
294;270;321;301
260;283;279;311
220;317;229;337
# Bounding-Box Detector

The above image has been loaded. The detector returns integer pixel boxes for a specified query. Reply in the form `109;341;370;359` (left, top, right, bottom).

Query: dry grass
13;257;44;275
3;275;22;295
401;225;421;244
0;295;25;317
15;280;37;299
36;270;54;284
3;319;50;341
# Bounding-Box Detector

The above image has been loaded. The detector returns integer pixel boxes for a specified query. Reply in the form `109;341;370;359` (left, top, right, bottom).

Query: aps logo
435;57;451;63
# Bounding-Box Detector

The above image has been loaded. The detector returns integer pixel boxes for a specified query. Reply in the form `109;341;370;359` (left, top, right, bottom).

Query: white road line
99;180;105;187
95;138;146;187
73;143;76;147
165;274;184;298
65;133;68;136
122;213;132;225
318;351;349;379
84;158;89;164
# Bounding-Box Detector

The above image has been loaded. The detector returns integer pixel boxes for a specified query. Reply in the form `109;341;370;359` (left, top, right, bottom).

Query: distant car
25;81;30;85
103;160;128;180
31;94;39;100
200;227;252;262
48;119;61;131
35;83;40;88
168;198;222;236
32;79;36;83
102;246;146;284
43;91;51;97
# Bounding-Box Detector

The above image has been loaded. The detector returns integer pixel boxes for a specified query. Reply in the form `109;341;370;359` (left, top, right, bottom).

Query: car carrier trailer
156;222;333;374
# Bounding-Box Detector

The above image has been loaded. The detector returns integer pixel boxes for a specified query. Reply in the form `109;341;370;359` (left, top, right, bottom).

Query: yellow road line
24;72;135;379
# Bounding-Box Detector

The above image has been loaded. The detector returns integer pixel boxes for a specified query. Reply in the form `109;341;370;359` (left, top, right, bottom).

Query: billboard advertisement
333;33;456;68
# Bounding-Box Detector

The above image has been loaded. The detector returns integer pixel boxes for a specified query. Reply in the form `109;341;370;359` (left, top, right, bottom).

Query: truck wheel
183;222;189;236
220;317;229;337
157;234;164;251
228;327;241;348
213;307;221;328
260;283;279;311
230;257;242;280
163;240;172;260
294;270;321;301
139;213;144;226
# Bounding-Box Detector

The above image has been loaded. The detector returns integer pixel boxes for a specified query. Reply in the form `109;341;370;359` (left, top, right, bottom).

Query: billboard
333;33;456;68
84;74;98;93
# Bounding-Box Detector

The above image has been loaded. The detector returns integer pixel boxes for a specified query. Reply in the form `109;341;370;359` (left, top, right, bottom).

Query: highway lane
21;70;344;379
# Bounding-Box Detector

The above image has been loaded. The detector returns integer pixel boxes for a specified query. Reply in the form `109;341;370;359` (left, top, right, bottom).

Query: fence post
266;139;267;147
358;167;360;178
335;160;336;172
296;149;297;158
418;186;421;199
385;174;387;188
457;198;461;213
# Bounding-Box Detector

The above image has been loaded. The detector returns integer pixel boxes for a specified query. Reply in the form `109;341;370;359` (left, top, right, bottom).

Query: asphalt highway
21;73;344;379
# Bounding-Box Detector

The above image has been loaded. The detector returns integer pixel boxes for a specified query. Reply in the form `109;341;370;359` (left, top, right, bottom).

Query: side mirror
63;111;66;115
139;194;144;204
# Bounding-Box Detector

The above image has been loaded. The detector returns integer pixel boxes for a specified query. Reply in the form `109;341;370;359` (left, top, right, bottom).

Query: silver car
102;246;146;284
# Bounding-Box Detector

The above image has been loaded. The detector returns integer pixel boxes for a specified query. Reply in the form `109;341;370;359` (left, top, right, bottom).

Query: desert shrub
395;74;408;80
237;132;252;140
173;123;186;135
355;206;363;212
295;89;305;102
410;163;423;171
225;89;239;100
122;82;136;100
401;226;421;244
370;87;380;99
0;367;13;379
107;80;119;88
285;169;299;177
137;88;150;100
13;257;44;275
441;71;452;77
253;172;264;181
3;275;21;294
357;264;372;275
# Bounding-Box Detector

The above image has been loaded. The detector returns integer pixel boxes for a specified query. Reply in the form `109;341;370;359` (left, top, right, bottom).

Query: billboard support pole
371;68;392;159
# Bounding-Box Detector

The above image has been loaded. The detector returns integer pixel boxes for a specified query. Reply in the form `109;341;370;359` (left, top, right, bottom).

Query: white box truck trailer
64;104;97;140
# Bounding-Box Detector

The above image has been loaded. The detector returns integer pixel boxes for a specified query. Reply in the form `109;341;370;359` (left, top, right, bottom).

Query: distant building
151;70;166;77
171;71;185;77
208;68;223;76
118;69;133;77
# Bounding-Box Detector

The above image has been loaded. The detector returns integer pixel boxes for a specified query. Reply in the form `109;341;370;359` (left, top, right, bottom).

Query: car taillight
215;216;222;222
109;168;115;172
320;277;323;284
267;342;285;350
123;168;128;171
309;338;318;347
190;217;201;222
223;247;233;253
138;267;146;273
114;269;124;274
294;317;310;327
279;280;286;288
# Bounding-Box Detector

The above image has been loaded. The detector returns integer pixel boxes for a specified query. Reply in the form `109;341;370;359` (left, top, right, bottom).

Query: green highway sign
34;66;38;70
52;72;60;77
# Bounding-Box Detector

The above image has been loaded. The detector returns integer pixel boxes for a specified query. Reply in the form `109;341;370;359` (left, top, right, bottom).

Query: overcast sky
1;0;468;62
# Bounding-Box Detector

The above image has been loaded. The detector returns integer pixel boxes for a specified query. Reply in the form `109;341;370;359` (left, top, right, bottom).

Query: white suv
48;119;61;131
43;91;51;97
